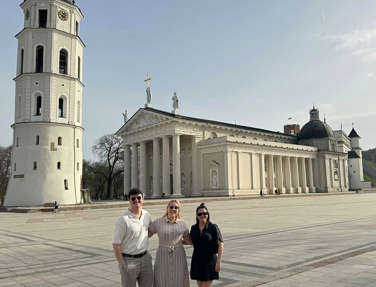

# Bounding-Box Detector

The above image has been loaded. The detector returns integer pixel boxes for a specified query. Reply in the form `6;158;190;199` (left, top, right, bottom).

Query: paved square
1;193;376;286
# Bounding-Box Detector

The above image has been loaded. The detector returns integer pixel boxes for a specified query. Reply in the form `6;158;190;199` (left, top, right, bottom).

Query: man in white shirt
113;188;153;287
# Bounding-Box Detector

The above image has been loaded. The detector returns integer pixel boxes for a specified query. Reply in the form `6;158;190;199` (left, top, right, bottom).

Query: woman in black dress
190;203;224;287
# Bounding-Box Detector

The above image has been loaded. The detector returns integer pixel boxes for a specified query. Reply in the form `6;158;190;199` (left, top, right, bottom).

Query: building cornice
11;121;85;131
15;27;86;48
14;72;85;87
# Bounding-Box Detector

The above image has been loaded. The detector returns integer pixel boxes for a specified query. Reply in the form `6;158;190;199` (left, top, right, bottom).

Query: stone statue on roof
172;92;179;115
122;109;128;123
144;74;152;108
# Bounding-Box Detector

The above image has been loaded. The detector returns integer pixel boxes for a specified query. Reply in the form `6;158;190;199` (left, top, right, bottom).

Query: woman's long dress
150;217;190;287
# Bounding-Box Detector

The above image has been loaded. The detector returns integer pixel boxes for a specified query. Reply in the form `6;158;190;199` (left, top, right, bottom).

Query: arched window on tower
58;97;66;118
35;95;42;116
75;21;79;36
77;56;81;80
39;10;48;28
20;49;24;74
59;49;68;74
35;45;44;73
58;137;62;146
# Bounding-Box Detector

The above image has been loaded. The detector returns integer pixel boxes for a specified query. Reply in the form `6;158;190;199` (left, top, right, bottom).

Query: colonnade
263;154;316;194
124;134;198;198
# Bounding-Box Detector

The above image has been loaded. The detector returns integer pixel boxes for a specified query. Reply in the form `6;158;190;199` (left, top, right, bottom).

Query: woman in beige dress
149;200;190;287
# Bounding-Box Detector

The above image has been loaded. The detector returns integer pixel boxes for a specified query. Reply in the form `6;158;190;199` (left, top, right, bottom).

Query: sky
1;0;376;160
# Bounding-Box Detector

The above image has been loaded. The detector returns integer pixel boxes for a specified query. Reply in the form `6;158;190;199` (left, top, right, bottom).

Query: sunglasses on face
169;205;179;210
131;196;142;202
197;212;208;217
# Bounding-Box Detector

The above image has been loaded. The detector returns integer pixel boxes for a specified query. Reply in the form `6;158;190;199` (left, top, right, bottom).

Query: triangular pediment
118;109;172;134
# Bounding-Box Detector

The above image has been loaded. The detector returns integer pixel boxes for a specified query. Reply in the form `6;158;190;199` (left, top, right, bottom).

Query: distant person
189;203;224;287
112;188;153;287
260;189;263;197
54;201;59;213
149;200;190;287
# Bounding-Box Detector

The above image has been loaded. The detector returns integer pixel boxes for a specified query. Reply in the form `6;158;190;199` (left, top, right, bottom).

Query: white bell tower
5;0;84;206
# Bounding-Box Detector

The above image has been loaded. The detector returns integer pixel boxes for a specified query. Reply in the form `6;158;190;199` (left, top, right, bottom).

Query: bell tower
5;0;84;206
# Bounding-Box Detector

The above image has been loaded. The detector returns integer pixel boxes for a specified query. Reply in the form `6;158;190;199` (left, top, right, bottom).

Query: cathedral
5;0;84;206
116;86;370;198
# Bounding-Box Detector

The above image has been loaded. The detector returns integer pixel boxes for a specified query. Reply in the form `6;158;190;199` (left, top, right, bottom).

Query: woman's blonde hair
164;199;182;219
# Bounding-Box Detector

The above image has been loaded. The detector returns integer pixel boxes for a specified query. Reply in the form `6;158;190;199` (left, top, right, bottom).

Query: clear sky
1;0;375;160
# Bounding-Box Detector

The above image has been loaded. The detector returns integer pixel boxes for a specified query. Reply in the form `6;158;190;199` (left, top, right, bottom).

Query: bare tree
0;146;12;206
92;134;123;199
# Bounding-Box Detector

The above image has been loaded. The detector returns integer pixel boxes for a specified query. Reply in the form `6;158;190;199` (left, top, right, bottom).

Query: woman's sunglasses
197;212;208;216
169;206;179;210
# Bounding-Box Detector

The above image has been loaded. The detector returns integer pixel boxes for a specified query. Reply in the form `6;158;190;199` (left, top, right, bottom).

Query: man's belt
122;251;147;258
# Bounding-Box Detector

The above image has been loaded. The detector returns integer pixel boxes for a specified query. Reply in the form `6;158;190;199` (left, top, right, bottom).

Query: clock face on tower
58;9;69;21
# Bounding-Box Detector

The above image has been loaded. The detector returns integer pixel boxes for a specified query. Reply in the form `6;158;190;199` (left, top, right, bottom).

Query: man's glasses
169;206;179;210
131;196;142;202
197;212;208;216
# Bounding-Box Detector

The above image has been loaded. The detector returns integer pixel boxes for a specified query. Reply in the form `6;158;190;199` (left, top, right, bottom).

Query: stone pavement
1;193;376;286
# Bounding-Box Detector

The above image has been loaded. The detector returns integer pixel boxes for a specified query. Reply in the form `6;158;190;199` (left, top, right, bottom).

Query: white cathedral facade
116;91;370;198
5;0;84;206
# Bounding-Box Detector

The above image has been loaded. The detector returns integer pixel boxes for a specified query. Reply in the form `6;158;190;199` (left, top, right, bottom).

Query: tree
0;146;12;206
92;134;123;199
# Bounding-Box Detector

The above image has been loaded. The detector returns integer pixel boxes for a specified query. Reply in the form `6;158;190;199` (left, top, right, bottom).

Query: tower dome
298;107;334;140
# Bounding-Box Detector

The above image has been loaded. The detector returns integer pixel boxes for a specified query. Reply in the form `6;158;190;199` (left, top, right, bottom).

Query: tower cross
144;73;151;87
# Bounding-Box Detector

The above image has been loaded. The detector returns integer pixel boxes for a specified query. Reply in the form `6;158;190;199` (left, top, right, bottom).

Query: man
113;188;153;287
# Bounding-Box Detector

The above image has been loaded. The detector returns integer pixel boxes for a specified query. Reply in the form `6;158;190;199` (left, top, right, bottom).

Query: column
260;153;266;192
162;136;170;196
268;155;274;194
277;155;285;193
329;159;334;188
172;134;182;197
338;158;343;191
139;142;147;194
293;157;301;193
124;144;131;197
284;156;292;193
152;138;161;197
300;158;308;193
131;143;138;188
191;136;200;196
308;158;316;193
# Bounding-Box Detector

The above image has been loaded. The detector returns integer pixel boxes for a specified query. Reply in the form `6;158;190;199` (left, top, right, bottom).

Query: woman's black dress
190;222;223;281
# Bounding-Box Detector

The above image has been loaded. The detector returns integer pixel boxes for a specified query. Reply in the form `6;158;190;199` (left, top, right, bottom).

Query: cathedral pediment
120;109;171;134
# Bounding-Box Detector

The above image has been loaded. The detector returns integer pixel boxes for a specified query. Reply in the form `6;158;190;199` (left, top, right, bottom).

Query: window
58;97;64;117
58;137;62;146
20;49;24;74
77;162;79;171
57;162;61;170
64;179;68;190
59;49;68;74
75;21;79;35
76;138;79;148
36;95;42;115
36;135;39;145
14;163;16;172
39;10;47;28
16;136;19;147
35;46;44;73
77;56;81;79
33;161;37;170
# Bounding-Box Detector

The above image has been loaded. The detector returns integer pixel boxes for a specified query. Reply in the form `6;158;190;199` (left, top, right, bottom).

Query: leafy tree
92;134;123;199
0;146;12;206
